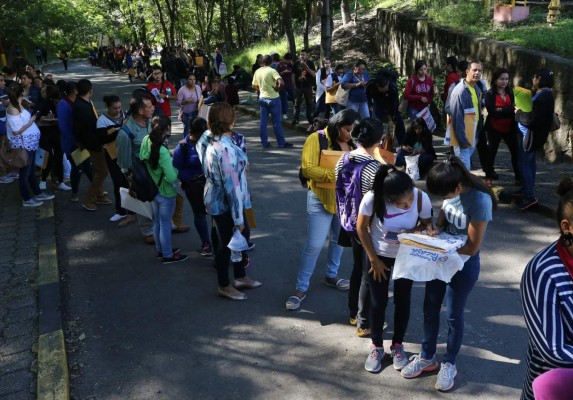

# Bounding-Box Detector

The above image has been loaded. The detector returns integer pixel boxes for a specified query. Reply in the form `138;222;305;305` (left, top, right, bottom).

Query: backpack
122;124;164;202
298;130;329;188
335;152;378;232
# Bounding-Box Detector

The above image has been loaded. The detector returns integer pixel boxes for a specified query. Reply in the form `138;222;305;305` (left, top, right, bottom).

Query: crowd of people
0;45;568;398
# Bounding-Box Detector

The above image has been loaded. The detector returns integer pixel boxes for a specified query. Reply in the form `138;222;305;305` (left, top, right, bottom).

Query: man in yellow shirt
252;55;293;148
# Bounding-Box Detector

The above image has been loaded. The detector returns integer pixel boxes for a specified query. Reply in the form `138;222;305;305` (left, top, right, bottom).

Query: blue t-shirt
442;188;492;236
341;70;370;103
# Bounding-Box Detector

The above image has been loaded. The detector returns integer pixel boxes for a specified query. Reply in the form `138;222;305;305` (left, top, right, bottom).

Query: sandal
285;294;306;310
324;277;350;291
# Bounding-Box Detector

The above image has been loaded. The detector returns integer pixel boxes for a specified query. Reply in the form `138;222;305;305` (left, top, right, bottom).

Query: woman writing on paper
358;166;434;374
401;156;495;392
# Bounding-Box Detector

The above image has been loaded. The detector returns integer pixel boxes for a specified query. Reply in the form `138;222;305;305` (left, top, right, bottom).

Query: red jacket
441;72;460;102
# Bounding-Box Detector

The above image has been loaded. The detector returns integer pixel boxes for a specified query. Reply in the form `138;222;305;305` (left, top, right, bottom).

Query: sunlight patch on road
485;314;526;329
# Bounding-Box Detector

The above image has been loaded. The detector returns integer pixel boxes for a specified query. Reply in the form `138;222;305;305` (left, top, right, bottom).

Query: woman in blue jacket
172;117;213;256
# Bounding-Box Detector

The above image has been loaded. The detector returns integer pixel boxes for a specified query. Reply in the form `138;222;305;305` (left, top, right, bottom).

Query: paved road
45;62;557;400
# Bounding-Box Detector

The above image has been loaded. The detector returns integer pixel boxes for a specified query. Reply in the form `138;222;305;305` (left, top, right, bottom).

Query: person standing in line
146;65;177;117
59;50;69;71
519;177;573;400
341;59;371;119
292;49;316;125
313;58;336;120
177;73;202;137
448;60;484;170
285;109;360;311
440;56;459;108
58;81;93;202
73;79;112;211
276;53;296;120
252;55;293;149
140;116;188;264
401;156;495;392
514;68;555;211
403;59;434;121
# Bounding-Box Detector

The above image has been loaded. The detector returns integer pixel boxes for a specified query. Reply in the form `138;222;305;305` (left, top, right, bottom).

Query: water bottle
231;250;242;263
166;87;172;96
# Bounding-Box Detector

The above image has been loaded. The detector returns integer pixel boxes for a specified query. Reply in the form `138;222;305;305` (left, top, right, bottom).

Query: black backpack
122;124;164;202
298;130;329;188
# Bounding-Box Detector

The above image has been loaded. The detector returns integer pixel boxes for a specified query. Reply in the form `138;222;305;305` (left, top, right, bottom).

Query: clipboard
71;148;90;165
449;109;477;147
315;149;345;189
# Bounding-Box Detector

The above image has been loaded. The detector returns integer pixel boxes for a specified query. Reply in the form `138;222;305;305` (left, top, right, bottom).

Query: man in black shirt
292;49;316;125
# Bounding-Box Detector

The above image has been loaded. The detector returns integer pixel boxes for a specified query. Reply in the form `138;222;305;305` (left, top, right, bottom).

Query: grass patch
225;37;304;74
374;0;573;58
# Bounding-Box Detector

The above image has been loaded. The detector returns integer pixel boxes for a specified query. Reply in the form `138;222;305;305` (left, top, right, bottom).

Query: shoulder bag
0;136;29;169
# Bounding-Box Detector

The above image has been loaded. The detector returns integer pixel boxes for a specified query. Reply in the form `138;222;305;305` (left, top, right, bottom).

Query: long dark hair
326;108;360;149
350;117;384;148
426;155;497;209
7;83;23;111
190;117;208;140
490;67;511;90
149;115;171;170
372;165;415;220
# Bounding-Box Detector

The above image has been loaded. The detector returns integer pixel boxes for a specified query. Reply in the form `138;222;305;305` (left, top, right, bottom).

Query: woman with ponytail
401;155;495;391
202;102;261;301
358;166;434;373
139;116;188;264
520;178;573;400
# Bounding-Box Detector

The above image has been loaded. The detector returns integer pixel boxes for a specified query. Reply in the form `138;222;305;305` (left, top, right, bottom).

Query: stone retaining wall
375;8;573;162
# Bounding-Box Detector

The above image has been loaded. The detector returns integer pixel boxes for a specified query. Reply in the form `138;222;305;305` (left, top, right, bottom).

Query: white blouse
6;108;41;151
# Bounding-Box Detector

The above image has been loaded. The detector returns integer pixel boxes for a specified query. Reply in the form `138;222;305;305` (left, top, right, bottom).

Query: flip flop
324;277;350;291
286;294;306;310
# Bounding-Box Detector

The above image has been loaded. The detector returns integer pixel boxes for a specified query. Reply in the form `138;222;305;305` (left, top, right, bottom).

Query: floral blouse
202;134;251;225
6;108;41;151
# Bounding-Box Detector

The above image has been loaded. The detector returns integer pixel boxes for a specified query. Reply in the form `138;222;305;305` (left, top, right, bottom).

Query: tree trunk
303;0;311;50
320;0;331;60
282;0;296;56
341;0;351;26
152;0;171;47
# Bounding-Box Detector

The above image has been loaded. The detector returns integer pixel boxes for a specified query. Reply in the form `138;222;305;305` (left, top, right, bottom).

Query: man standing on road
448;60;484;170
252;55;293;149
292;49;316;125
146;65;177;117
73;79;112;211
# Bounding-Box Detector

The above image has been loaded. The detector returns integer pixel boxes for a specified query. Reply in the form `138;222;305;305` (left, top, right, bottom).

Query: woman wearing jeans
5;82;54;207
285;109;360;311
401;156;495;392
202;103;261;301
139;116;188;264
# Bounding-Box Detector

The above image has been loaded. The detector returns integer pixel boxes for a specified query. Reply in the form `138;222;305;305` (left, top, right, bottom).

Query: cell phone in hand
384;231;399;241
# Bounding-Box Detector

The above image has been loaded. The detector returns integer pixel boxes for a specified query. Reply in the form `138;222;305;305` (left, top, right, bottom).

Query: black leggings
369;255;413;348
213;211;248;288
485;127;520;181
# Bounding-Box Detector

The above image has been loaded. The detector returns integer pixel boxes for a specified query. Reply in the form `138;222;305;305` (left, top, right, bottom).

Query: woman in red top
403;60;434;120
483;68;520;187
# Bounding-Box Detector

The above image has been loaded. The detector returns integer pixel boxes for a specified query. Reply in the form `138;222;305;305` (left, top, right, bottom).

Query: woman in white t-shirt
357;165;434;374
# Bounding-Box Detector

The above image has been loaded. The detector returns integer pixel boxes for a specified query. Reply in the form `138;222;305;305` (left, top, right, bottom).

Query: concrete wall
376;8;573;162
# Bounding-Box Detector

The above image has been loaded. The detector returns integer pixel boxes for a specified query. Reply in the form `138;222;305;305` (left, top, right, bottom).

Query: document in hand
393;233;468;283
398;232;467;253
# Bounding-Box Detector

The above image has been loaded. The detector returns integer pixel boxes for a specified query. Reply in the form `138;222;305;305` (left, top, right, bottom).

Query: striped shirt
334;150;381;196
520;241;573;400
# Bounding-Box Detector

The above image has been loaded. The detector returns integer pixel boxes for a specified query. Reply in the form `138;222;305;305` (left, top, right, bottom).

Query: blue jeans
258;97;286;146
453;146;475;171
152;193;177;258
279;88;295;116
517;136;536;199
181;110;198;137
421;253;480;365
295;190;344;293
347;100;370;119
19;149;41;201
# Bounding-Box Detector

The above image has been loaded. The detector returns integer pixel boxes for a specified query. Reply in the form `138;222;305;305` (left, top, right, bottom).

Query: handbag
0;136;29;169
334;85;349;106
550;112;561;132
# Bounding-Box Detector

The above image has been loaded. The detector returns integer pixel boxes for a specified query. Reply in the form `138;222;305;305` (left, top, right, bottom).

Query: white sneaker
435;362;457;391
109;213;127;222
35;193;55;201
39;181;47;190
23;199;43;207
58;182;72;191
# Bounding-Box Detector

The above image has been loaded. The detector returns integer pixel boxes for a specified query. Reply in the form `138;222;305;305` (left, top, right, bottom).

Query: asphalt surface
43;62;560;400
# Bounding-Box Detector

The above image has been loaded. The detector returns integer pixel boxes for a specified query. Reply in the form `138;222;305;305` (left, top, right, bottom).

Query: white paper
398;232;467;253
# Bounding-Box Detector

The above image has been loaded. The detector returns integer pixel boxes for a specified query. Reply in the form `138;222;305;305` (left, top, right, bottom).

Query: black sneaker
261;143;272;149
279;142;294;148
162;252;189;264
157;248;181;260
291;119;299;125
518;197;539;211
